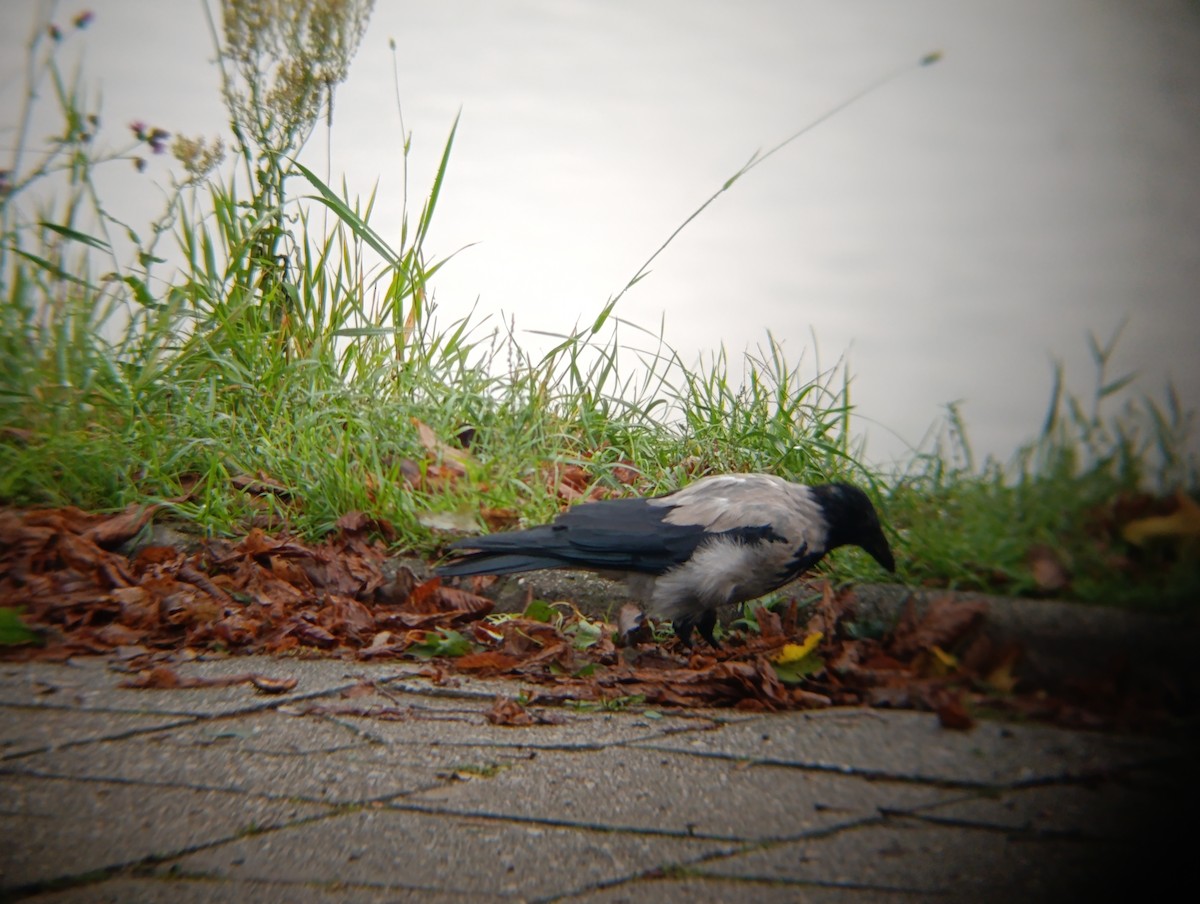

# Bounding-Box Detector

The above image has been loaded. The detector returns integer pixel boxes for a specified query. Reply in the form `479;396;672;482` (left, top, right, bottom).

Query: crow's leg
673;608;720;649
695;608;719;648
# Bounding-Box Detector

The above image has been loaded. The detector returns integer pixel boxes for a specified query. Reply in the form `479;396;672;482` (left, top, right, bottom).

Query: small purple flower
129;121;169;153
74;11;94;29
148;128;169;154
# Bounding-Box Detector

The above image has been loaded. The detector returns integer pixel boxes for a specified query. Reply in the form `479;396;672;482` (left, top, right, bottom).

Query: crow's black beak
867;530;896;574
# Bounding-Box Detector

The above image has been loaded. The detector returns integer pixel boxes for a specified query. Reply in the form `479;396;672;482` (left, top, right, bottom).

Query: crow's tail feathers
435;526;571;577
435;551;566;578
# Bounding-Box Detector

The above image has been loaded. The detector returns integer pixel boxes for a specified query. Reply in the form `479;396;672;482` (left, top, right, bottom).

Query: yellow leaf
986;659;1019;695
923;644;959;677
931;645;957;667
774;632;823;664
1122;492;1200;546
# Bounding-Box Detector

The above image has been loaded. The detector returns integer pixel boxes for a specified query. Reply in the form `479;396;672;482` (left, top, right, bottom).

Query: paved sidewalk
0;655;1191;903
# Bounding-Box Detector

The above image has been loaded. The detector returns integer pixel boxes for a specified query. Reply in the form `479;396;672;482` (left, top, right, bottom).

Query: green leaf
291;158;401;267
1098;373;1136;399
12;249;96;288
407;628;472;660
123;275;155;306
771;653;823;685
522;599;555;623
0;608;39;646
39;221;110;251
568;619;603;650
415;109;461;249
590;296;618;335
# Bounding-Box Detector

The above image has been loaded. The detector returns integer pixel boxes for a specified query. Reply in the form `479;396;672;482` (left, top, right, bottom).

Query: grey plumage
435;474;896;647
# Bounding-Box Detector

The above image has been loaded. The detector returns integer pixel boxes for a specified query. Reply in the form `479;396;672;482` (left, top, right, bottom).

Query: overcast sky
4;0;1198;468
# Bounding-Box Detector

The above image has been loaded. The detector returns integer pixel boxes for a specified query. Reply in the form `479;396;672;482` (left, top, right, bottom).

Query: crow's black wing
437;496;708;577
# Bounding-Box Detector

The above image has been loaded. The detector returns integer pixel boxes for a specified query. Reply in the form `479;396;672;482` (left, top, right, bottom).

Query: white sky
3;0;1198;469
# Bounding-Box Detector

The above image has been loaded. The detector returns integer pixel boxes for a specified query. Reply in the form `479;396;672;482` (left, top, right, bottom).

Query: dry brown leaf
83;504;158;548
341;680;378;698
456;651;521;674
616;603;650;646
803;580;846;638
1027;543;1070;593
403;577;444;614
484;696;536;726
249;674;298;694
932;687;975;730
394;580;493;626
756;606;785;640
285;618;338;649
429;581;494;619
481;507;520;531
321;595;377;643
611;462;640;486
133;545;181;567
120;667;298;693
373;566;418;606
0;425;35;444
984;645;1023;694
889;596;987;659
231;474;292;499
93;623;144;647
337;511;371;533
413;418;475;475
233;529;312;561
398;458;423;487
120;665;184;688
544;463;592;503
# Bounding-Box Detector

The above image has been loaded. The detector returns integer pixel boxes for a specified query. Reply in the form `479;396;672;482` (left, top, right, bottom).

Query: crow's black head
812;482;896;573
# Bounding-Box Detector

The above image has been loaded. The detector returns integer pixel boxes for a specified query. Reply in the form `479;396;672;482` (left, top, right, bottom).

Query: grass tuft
0;9;1195;612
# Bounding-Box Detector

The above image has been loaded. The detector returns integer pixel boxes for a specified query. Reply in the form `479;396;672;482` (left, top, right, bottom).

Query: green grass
887;338;1200;610
1;7;1196;613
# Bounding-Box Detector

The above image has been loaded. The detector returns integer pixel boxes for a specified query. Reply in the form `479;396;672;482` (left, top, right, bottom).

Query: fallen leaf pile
0;504;489;660
0;504;1186;732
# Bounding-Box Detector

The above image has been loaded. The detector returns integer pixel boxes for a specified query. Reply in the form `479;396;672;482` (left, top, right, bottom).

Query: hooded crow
435;474;895;648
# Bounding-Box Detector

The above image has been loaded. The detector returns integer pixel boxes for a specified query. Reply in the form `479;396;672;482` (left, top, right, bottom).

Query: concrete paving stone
34;876;493;904
167;807;736;900
911;766;1182;837
0;704;193;759
0;773;328;891
384;671;561;701
381;672;777;718
158;709;371;755
561;876;925;903
635;707;1175;786
0;657;420;717
406;745;957;841
296;689;731;751
694;817;1127;902
139;706;547;791
8;727;452;805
